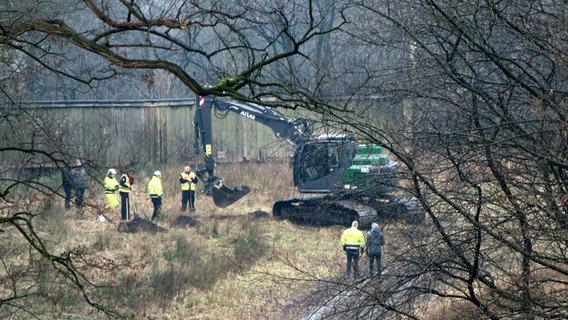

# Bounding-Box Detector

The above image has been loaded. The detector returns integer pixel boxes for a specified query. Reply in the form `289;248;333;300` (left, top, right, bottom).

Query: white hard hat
154;171;161;177
75;159;82;167
107;168;117;176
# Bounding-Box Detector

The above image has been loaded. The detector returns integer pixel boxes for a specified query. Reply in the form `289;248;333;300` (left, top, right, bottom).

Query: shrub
232;218;268;266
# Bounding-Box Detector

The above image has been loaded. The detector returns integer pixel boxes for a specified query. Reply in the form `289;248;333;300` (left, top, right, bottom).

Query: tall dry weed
3;161;332;319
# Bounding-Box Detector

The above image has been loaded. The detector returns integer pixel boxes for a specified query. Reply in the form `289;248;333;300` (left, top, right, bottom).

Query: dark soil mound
171;215;199;228
118;216;168;234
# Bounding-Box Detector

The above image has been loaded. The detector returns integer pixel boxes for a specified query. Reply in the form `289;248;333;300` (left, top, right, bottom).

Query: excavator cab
293;137;399;196
294;139;356;193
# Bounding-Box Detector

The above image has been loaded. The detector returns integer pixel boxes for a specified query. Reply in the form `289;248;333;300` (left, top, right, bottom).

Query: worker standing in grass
103;168;120;218
340;220;365;279
147;171;163;221
61;161;75;209
70;159;89;210
119;167;135;221
366;222;385;276
180;165;198;212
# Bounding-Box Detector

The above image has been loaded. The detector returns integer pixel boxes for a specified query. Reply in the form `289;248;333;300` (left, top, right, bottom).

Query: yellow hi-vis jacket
340;226;365;251
104;176;119;194
180;172;197;191
147;176;163;198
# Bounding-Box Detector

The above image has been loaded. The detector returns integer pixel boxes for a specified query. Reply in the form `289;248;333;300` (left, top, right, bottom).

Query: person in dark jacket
61;161;75;209
365;222;385;276
70;159;89;209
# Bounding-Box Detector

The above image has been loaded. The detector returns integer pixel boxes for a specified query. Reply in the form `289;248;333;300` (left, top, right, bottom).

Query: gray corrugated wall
1;97;399;168
0;104;292;168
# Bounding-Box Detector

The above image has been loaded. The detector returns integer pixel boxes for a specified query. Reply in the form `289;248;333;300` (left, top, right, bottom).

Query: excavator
22;96;424;227
193;95;425;227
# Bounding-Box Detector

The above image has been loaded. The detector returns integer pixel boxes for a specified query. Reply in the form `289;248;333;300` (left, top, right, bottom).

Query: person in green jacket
340;220;366;279
147;171;163;221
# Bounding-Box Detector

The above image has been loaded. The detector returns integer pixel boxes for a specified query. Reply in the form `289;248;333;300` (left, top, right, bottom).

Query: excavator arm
192;95;312;207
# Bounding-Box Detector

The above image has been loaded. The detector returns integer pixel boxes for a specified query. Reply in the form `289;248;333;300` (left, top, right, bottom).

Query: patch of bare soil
171;215;199;228
118;211;272;232
117;216;168;234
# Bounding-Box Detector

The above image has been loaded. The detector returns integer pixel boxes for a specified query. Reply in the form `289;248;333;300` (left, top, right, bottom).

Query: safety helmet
75;159;82;167
184;166;191;172
153;171;161;177
107;168;117;176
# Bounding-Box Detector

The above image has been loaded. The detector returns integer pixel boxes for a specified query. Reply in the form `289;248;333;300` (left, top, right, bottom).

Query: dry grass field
9;159;525;320
4;161;356;319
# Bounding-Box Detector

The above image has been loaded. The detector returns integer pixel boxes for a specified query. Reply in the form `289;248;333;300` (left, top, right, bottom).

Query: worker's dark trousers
75;188;85;209
345;249;360;278
120;192;129;220
151;196;162;221
63;183;72;209
181;190;196;211
368;252;382;275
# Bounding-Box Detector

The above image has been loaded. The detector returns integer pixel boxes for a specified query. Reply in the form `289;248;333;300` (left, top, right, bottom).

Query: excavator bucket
212;184;251;208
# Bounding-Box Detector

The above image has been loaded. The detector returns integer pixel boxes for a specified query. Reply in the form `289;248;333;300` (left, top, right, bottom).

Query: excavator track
368;195;426;224
273;194;425;227
273;196;377;228
389;195;426;224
